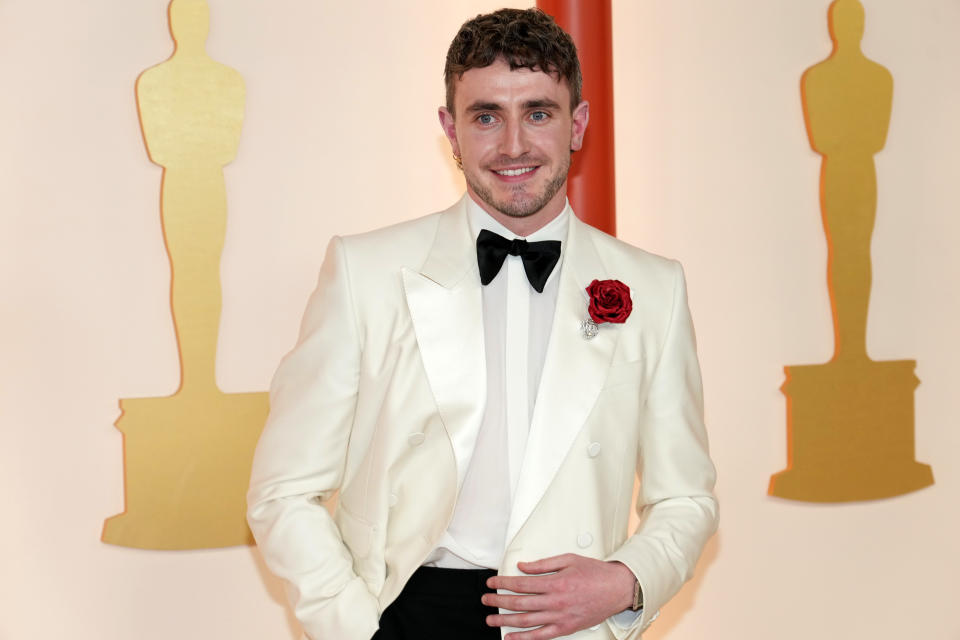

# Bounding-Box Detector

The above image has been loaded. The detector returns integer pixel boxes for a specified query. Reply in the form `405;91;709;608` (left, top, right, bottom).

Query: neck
467;187;568;237
173;38;207;57
831;38;863;56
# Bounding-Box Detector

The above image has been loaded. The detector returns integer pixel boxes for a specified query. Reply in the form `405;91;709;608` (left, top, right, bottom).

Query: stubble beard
466;154;571;219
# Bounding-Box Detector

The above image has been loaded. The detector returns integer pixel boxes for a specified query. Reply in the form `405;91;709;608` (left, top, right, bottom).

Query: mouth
491;165;539;180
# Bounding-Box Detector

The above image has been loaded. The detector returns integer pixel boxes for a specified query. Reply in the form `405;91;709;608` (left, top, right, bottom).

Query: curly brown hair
443;8;582;114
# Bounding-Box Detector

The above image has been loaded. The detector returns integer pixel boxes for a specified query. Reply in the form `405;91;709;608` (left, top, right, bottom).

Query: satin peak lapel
401;199;485;489
506;216;620;545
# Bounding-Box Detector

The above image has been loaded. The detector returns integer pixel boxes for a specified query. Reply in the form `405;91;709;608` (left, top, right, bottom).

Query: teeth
495;167;535;176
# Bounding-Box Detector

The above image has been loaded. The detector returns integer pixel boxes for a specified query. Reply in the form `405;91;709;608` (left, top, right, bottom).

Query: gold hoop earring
454;154;463;171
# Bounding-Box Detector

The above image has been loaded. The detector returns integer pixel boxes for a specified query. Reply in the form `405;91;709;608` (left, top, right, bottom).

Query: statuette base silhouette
102;390;269;549
769;359;933;502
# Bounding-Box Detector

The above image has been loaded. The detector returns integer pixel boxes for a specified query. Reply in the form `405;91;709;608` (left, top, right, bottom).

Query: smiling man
439;56;587;234
248;8;717;640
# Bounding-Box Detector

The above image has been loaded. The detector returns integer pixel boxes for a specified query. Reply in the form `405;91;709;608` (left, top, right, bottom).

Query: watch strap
631;579;643;611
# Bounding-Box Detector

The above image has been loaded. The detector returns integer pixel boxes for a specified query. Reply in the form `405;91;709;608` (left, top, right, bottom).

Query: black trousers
372;566;502;640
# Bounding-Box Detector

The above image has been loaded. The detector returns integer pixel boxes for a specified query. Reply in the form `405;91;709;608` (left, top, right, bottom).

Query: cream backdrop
1;1;957;639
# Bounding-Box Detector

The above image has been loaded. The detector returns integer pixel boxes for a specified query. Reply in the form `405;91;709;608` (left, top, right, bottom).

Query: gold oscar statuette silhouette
769;0;933;502
102;0;269;548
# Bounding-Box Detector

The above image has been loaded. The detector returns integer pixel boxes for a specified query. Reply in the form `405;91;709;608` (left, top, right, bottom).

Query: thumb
518;553;573;575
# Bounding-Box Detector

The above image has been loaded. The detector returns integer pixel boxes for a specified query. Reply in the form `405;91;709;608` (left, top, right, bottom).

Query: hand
482;554;636;639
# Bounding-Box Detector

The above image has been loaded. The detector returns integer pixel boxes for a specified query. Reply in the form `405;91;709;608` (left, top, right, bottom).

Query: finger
517;553;575;575
487;574;552;593
482;592;550;612
504;624;564;640
485;610;553;629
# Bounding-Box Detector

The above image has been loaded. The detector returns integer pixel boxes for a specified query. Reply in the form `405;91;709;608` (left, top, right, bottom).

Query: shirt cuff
610;606;643;629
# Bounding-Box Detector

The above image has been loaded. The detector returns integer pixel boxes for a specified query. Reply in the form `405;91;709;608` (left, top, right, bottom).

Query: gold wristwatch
631;579;643;611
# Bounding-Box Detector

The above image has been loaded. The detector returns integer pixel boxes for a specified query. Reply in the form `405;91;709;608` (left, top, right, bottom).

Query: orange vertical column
538;0;616;235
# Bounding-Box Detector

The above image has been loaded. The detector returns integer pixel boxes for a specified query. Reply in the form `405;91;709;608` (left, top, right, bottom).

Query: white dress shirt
421;195;643;630
424;195;568;570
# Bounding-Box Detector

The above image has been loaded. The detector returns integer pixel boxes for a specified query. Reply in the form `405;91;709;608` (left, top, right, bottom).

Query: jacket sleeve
247;236;380;640
606;261;718;637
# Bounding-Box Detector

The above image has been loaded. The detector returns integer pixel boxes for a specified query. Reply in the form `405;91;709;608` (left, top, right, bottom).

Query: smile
493;167;537;177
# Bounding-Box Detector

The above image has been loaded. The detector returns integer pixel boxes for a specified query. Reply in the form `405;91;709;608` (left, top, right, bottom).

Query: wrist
607;561;638;611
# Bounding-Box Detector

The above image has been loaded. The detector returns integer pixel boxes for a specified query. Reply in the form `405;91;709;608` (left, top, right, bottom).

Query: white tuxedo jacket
247;197;717;640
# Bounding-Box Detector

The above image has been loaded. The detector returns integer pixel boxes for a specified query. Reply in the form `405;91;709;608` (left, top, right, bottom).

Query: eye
477;113;496;125
529;110;549;122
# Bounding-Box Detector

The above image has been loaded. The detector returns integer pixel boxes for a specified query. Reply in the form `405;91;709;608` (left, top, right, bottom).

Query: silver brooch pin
580;318;599;340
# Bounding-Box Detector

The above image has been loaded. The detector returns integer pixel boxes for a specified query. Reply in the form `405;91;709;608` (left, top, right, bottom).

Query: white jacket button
408;432;425;446
587;442;601;457
577;532;593;548
389;493;398;507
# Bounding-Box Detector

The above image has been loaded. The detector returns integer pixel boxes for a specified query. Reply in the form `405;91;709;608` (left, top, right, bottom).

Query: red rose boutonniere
581;279;632;339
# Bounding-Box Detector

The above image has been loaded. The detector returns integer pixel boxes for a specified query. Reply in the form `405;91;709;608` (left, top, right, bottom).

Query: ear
569;100;590;152
438;107;460;157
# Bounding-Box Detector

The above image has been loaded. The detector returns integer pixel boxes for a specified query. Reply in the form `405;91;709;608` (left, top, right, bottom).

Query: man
247;8;717;640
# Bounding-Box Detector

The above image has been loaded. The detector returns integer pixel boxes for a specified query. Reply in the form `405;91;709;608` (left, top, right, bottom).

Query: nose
498;117;529;158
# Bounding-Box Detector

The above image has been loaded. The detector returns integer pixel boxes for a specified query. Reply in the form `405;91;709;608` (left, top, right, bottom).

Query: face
439;58;589;228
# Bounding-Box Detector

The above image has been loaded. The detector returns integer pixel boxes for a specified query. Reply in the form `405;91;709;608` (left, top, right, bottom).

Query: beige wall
1;1;957;638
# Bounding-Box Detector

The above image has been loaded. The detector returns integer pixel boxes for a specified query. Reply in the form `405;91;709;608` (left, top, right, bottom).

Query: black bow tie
476;229;561;293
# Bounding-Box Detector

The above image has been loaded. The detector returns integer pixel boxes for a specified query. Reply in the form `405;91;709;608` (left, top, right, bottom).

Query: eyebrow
523;98;562;110
465;101;503;113
464;98;562;113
